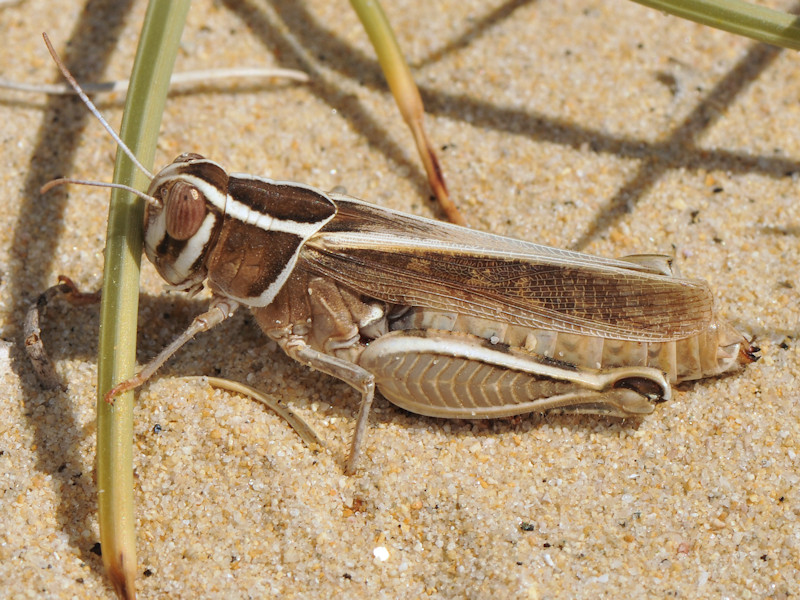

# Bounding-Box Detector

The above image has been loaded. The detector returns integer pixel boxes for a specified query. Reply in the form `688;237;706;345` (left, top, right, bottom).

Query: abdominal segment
388;307;747;384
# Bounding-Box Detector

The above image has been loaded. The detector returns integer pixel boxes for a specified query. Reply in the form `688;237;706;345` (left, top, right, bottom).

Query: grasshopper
40;35;757;474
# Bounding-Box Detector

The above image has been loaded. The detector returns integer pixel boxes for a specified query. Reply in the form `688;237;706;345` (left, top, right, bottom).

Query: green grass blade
631;0;800;49
96;1;190;597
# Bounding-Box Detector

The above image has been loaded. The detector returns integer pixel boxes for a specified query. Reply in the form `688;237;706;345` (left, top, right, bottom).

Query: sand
1;0;798;597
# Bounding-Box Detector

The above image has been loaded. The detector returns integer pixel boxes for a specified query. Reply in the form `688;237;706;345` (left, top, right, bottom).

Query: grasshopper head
144;154;229;296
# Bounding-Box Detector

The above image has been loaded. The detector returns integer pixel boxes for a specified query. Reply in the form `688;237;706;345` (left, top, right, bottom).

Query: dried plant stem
350;0;465;225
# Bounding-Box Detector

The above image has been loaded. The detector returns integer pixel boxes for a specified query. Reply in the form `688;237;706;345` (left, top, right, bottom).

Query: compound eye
164;181;206;241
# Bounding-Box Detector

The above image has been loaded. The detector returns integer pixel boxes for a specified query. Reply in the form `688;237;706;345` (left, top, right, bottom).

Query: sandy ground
1;0;799;598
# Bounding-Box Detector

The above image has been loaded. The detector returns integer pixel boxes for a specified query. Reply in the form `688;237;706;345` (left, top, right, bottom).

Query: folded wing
301;195;713;342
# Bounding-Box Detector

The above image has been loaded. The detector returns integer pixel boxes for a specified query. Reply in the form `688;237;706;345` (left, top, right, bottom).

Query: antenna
40;177;161;207
42;32;155;181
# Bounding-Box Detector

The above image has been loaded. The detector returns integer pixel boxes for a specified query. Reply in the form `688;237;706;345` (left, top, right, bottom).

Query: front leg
104;295;239;403
284;339;375;475
25;275;102;391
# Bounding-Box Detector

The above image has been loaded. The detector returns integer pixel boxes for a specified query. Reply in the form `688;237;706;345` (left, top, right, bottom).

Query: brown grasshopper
38;34;757;474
